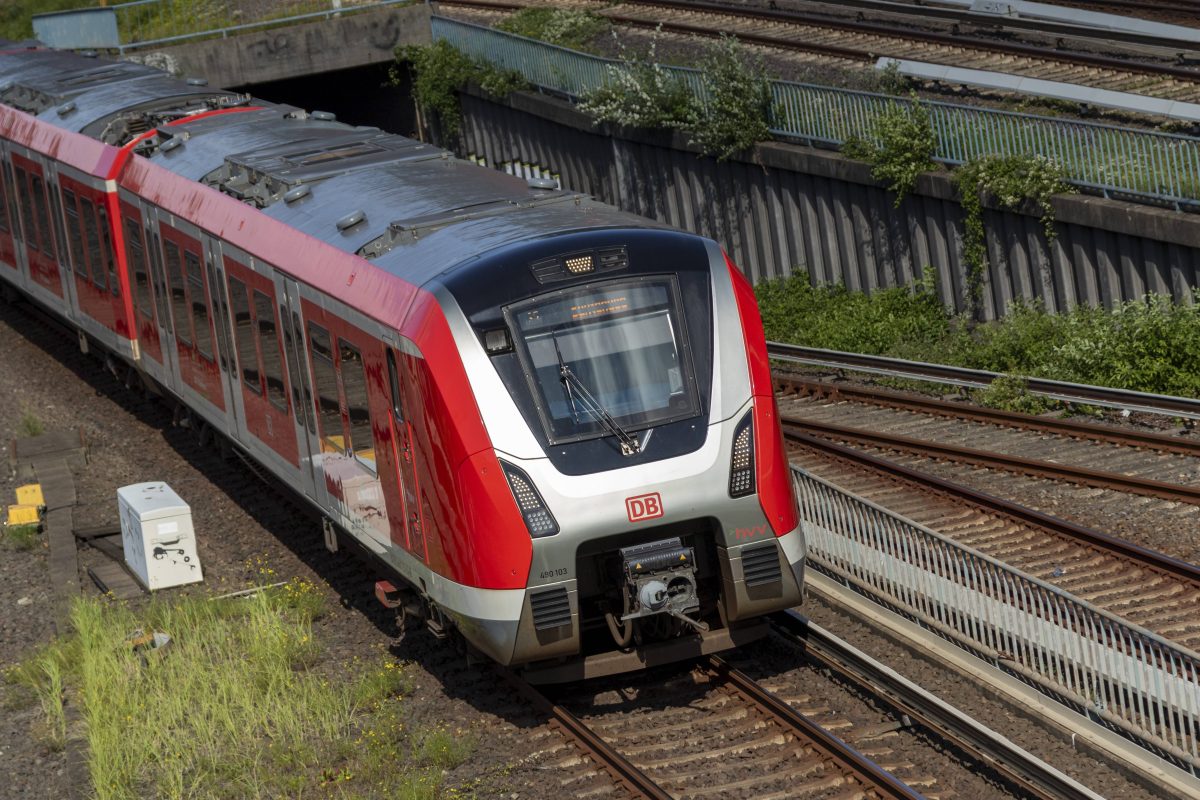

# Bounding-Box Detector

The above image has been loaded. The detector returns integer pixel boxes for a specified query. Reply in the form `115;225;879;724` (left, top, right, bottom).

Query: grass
18;407;44;437
3;522;42;550
5;576;473;800
758;273;1200;410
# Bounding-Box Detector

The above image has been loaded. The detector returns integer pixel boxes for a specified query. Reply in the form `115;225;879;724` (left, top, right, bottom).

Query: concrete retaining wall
128;4;431;89
456;88;1200;318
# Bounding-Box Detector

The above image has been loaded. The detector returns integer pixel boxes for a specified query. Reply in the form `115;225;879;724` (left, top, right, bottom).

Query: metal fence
794;467;1200;773
433;16;1200;209
33;0;411;53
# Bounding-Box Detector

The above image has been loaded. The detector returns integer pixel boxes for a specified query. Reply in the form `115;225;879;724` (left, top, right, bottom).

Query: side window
15;167;36;250
340;339;375;468
228;278;259;393
254;290;287;411
98;205;118;297
293;313;315;434
124;217;152;318
308;323;343;453
164;240;190;343
387;348;404;423
80;198;105;290
0;162;9;233
64;190;86;277
30;175;53;256
185;251;211;358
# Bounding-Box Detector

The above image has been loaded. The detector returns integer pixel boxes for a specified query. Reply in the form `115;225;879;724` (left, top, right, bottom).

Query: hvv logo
626;493;664;522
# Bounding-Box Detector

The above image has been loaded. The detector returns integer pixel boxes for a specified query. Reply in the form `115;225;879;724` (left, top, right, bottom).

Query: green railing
432;15;1200;209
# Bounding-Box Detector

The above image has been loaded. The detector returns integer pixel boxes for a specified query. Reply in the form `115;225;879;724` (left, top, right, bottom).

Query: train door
0;150;18;276
59;176;120;336
118;198;163;368
384;345;424;559
142;207;181;390
280;277;323;503
158;219;224;412
204;238;240;438
11;153;64;300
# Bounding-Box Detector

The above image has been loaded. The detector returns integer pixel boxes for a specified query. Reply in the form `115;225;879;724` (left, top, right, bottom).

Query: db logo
626;493;664;523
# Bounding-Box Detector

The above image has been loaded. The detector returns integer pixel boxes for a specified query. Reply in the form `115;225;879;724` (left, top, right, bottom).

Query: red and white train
0;41;804;681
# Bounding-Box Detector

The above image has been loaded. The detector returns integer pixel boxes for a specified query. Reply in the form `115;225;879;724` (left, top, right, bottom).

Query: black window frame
254;289;287;413
339;338;375;470
307;322;343;454
124;216;152;319
227;276;260;394
164;239;191;344
63;189;86;278
80;197;105;290
185;250;212;359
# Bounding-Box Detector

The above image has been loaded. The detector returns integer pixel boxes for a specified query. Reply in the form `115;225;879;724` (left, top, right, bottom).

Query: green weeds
759;275;1200;401
18;407;44;437
3;522;41;550
496;7;609;51
6;579;475;799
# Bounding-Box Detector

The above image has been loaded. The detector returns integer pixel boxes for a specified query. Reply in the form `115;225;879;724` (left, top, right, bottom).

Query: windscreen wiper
554;338;641;456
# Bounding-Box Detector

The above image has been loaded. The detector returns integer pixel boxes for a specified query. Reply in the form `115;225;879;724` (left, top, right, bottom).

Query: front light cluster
729;411;756;498
501;461;559;537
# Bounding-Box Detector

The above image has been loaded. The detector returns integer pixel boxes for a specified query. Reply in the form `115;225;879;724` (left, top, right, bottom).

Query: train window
0;163;8;233
293;312;315;434
340;340;375;468
30;175;53;256
386;348;404;423
98;206;118;297
48;187;67;272
63;191;86;278
123;217;152;319
307;323;343;453
185;251;211;358
150;231;169;326
227;277;259;393
3;165;16;237
164;240;191;344
80;199;105;290
15;168;36;251
254;290;287;412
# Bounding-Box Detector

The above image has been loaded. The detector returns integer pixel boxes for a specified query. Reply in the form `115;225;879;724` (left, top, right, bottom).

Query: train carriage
0;39;804;681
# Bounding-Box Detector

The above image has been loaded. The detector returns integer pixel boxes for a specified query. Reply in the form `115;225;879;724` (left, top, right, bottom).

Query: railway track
440;0;1200;102
520;654;926;799
774;381;1200;651
520;622;1095;800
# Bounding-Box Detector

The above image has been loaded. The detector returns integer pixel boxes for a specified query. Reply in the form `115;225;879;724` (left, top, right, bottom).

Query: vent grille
530;587;571;630
741;542;781;587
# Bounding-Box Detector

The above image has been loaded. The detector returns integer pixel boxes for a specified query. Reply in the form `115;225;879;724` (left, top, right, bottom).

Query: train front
439;228;804;682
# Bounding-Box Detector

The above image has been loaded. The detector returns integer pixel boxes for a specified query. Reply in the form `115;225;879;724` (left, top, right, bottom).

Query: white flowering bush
579;30;695;130
581;32;773;159
686;35;775;160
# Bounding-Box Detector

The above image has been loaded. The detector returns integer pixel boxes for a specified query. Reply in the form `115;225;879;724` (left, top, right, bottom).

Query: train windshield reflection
508;277;699;444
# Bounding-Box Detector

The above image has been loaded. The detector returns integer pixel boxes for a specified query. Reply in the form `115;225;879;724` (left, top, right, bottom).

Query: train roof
0;45;676;291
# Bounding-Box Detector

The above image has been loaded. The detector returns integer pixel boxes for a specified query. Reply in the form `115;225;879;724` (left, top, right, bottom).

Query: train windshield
507;277;700;445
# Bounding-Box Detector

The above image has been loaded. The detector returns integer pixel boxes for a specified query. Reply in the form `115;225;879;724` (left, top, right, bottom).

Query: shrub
953;155;1070;309
842;98;939;207
580;29;696;131
686;35;775;160
497;7;609;50
395;41;527;141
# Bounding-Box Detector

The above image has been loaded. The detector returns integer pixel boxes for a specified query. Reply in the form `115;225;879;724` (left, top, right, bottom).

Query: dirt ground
0;297;574;799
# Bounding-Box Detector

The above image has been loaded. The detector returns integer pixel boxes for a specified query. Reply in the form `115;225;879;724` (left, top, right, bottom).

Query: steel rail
783;428;1200;587
441;0;1200;79
499;668;673;799
771;612;1105;800
772;0;1200;52
702;654;924;800
767;342;1200;421
609;0;1200;82
777;376;1200;456
784;415;1200;504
